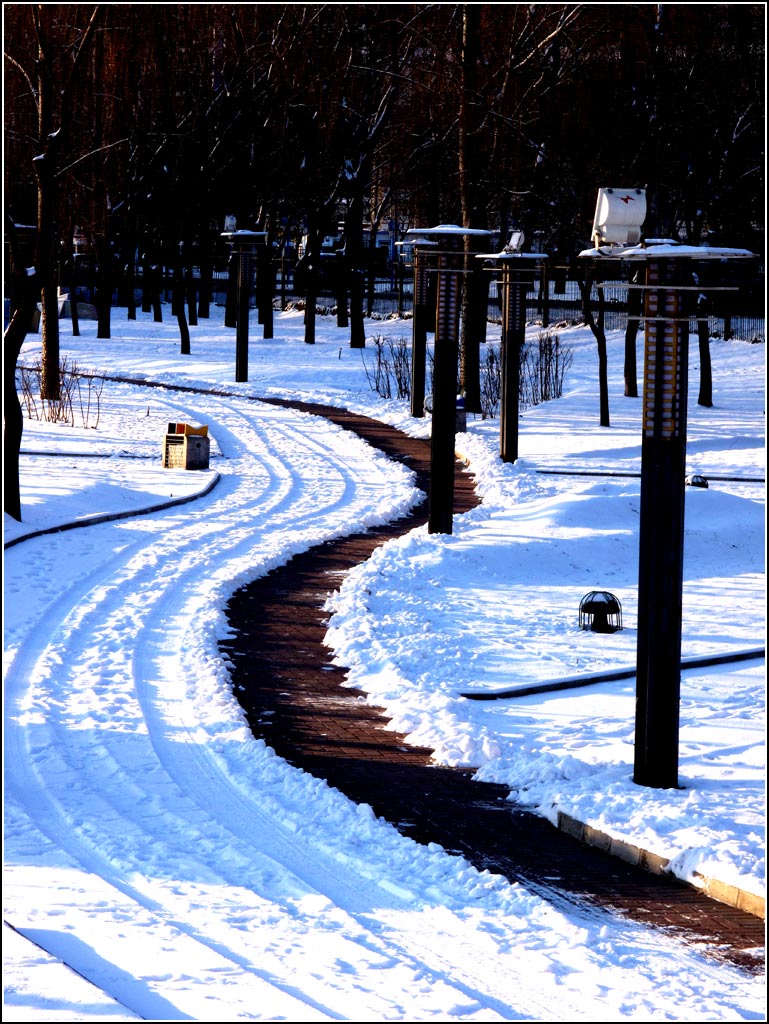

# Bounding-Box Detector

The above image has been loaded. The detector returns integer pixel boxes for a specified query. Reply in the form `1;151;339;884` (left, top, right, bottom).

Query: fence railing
72;258;766;345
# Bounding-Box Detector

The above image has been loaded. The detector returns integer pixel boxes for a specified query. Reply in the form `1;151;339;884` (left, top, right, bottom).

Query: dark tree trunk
303;223;323;346
125;239;137;321
225;253;237;328
692;267;713;407
697;319;713;407
62;229;81;337
346;193;366;349
151;265;163;322
198;249;212;319
173;262;191;355
4;257;38;521
578;268;611;428
257;241;275;339
336;250;349;329
95;239;112;339
624;269;641;397
141;254;153;313
186;261;198;327
458;4;485;413
35;159;60;400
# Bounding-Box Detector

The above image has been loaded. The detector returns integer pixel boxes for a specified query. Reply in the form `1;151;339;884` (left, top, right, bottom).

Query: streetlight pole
580;216;754;788
221;230;266;383
478;247;547;464
633;253;689;787
404;236;437;419
407;225;491;534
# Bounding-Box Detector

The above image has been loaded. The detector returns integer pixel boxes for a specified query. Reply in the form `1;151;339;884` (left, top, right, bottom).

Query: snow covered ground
3;303;765;1020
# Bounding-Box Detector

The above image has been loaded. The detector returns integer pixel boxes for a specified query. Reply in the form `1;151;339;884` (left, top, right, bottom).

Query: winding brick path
222;399;765;973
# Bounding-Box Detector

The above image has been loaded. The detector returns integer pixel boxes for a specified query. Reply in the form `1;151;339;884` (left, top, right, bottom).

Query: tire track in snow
6;385;756;1021
8;391;504;1019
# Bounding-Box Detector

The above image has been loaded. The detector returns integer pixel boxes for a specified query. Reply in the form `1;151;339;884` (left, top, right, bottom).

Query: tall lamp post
579;189;754;788
406;224;491;534
477;234;547;463
398;235;437;418
221;230;266;383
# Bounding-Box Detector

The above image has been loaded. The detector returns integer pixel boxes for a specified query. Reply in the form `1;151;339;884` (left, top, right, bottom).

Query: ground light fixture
579;591;623;633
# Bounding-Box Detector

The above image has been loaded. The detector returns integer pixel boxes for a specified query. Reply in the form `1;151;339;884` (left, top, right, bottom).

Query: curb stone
557;811;765;920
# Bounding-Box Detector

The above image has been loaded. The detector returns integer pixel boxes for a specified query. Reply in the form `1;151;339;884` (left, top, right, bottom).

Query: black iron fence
69;256;765;345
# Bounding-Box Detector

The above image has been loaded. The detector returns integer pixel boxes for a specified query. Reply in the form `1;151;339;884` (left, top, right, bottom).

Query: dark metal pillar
410;242;433;418
634;257;688;789
429;245;463;534
222;230;266;384
499;264;530;464
235;248;252;382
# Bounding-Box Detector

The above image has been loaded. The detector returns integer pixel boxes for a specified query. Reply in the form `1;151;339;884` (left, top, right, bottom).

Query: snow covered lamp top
591;188;647;249
221;230;268;257
476;230;549;262
406;224;492;238
406;224;492;255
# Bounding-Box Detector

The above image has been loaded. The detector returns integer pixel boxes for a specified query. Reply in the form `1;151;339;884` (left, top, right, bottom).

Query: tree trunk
346;189;366;349
62;228;80;337
173;262;191;355
303;223;322;346
225;253;237;328
4;314;28;522
624;269;641;397
458;4;484;414
198;248;212;319
257;241;275;339
35;149;60;401
692;267;713;407
125;238;137;321
578;269;611;427
95;238;112;339
186;261;198;327
697;318;713;407
3;266;38;522
151;264;163;322
141;254;153;313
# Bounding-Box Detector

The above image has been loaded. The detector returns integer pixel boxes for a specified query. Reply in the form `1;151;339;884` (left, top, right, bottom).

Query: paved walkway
221;399;765;975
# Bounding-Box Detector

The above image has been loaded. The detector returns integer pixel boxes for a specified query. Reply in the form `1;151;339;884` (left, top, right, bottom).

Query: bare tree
5;6;104;400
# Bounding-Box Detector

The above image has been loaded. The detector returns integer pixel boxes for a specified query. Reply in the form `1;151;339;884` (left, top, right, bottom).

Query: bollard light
579;591;623;634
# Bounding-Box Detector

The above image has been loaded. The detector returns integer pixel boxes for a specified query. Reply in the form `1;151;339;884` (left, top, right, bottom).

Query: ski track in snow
4;388;762;1021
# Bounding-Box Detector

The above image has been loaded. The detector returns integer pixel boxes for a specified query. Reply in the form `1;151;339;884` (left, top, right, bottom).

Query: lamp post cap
221;229;268;239
579;242;756;260
407;223;492;237
476;251;548;261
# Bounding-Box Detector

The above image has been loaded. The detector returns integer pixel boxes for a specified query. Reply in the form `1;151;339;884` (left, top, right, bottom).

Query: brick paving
222;398;765;974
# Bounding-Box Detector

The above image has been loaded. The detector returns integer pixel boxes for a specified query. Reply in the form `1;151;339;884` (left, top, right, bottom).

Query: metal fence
257;262;764;344
84;258;766;345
